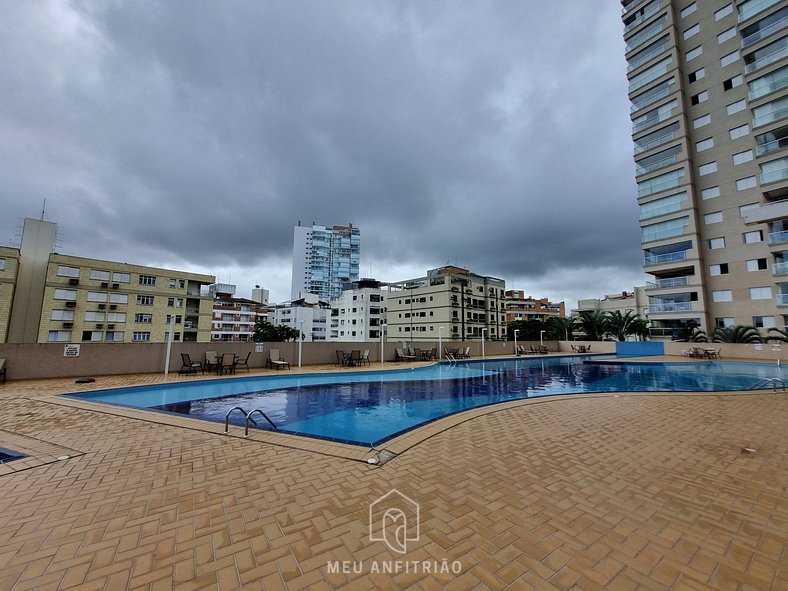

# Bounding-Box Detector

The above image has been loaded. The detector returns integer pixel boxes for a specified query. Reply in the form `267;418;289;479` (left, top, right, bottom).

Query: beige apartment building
0;246;20;343
624;0;788;339
387;266;507;342
4;218;215;344
505;290;566;323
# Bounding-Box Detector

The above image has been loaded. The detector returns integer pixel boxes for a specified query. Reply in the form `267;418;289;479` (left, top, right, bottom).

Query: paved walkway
0;361;785;590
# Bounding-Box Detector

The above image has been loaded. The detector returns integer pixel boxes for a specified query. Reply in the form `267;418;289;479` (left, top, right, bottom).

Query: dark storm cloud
0;1;645;303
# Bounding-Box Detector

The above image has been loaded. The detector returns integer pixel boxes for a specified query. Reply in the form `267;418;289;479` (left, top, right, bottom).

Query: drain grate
0;447;27;464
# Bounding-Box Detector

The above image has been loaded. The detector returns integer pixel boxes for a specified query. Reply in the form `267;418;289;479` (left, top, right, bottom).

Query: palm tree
605;310;648;341
545;316;577;341
767;327;788;343
712;325;762;343
576;310;609;341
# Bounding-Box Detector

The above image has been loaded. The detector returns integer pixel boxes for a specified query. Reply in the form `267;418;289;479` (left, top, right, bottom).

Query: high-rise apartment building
290;222;360;302
623;0;788;339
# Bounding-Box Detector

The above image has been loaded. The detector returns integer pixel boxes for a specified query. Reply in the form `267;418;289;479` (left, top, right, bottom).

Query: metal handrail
245;409;277;436
750;377;786;391
225;406;254;433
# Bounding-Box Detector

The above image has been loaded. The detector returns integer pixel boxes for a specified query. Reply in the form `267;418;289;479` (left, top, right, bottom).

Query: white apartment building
270;293;330;342
329;279;387;342
623;0;788;339
290;222;360;302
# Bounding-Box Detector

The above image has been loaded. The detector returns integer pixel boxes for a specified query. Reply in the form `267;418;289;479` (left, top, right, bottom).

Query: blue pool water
66;355;785;446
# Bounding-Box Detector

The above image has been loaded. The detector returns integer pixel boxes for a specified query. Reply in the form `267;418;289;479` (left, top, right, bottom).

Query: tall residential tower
623;0;788;338
290;222;360;302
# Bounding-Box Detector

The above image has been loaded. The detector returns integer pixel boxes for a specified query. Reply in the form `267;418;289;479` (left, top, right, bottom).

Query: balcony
742;15;788;48
753;104;788;127
644;250;688;265
623;1;660;34
636;153;679;175
768;230;788;244
777;293;788;305
739;0;781;22
647;302;692;313
761;166;788;184
757;136;788;157
745;44;788;74
773;261;788;274
627;41;668;73
646;277;689;289
634;128;677;154
749;71;788;102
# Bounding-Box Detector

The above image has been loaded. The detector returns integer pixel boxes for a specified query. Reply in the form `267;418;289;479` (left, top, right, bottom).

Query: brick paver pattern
0;367;785;590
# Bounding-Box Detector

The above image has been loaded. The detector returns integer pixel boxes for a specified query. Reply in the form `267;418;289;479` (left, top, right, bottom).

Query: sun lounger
266;349;290;370
395;348;416;361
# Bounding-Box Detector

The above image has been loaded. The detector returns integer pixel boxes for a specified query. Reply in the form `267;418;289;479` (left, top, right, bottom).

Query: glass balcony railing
742;15;788;48
773;261;788;274
749;71;788;101
745;44;788;74
634;129;676;154
638;173;682;197
640;202;682;220
644;250;689;265
627;42;668;72
753;104;788;127
768;229;788;243
740;0;781;22
629;61;672;93
646;277;689;289
777;293;788;305
624;1;660;34
642;226;685;242
647;302;692;313
756;136;788;156
636;154;679;175
761;166;788;184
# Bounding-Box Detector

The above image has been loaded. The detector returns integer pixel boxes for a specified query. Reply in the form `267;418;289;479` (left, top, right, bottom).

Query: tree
675;320;707;342
545;316;577;341
605;310;648;342
576;310;609;341
712;325;762;343
506;319;546;341
767;327;788;343
253;319;301;342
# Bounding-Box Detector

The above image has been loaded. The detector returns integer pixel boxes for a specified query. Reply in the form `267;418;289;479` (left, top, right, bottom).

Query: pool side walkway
0;355;785;590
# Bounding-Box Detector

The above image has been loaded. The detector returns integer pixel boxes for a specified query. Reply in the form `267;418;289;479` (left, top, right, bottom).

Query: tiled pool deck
0;356;785;590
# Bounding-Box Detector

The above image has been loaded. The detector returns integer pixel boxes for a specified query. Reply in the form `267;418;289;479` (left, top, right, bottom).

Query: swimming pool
67;355;783;446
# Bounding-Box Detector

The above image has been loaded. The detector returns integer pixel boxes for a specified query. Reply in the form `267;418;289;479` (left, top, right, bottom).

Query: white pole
514;329;519;356
298;320;304;367
540;330;545;347
380;325;384;366
481;328;486;358
438;326;443;360
164;315;175;374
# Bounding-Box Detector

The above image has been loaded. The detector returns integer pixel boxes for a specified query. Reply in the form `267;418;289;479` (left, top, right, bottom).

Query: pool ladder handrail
750;377;786;391
224;406;277;436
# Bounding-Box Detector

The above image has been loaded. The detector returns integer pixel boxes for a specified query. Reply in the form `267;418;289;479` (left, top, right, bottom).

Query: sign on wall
64;344;81;358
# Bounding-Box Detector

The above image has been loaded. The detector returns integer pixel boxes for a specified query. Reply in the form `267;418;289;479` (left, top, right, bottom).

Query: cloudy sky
0;1;647;309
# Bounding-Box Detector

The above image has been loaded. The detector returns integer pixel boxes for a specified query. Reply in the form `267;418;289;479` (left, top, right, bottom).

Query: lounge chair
219;353;236;375
205;351;220;373
457;346;471;359
0;359;6;384
266;349;290;370
234;351;251;372
516;344;525;355
179;353;203;375
395;348;416;361
361;349;371;365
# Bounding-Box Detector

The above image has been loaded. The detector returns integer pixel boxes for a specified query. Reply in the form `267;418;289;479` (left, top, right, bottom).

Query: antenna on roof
40;199;46;221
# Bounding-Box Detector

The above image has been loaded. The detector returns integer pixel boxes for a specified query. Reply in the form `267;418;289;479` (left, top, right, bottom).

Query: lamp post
438;326;443;360
514;329;519;356
298;320;304;367
481;328;487;358
379;323;387;366
540;330;546;349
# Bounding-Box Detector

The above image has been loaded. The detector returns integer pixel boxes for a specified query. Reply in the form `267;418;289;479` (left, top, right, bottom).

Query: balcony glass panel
762;166;788;184
634;122;680;154
739;0;781;22
644;251;688;265
752;96;788;127
626;15;667;52
637;168;685;197
636;145;682;175
627;35;670;72
648;302;692;312
768;230;788;243
646;277;690;289
748;65;788;100
642;216;689;242
624;0;660;33
631;81;675;113
744;37;788;73
777;293;788;304
629;57;673;92
773;261;788;274
639;191;686;219
741;9;788;47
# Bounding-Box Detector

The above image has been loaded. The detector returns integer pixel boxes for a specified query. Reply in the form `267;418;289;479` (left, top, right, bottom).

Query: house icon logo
369;489;420;554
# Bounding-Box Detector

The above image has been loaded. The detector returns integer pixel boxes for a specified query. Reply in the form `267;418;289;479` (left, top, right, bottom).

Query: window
50;309;74;321
746;258;768;271
107;313;126;322
639;192;686;219
749;65;788;100
89;269;110;281
693;114;711;128
48;330;72;342
720;50;740;68
730;124;749;139
708;237;726;249
686;46;703;61
105;331;125;342
744;230;764;243
723;75;744;91
712;290;733;302
737;176;758;190
680;3;696;18
753;316;776;328
132;332;151;342
740;203;760;217
699;162;717;176
82;331;103;342
753;96;788;127
637;168;685;197
683;24;700;40
696;137;714;152
113;272;130;283
715;4;733;20
135;313;152;323
137;295;154;305
716;317;735;328
750;287;772;300
169;279;177;288
733;150;754;165
167;297;175;307
86;292;108;302
641;217;689;242
727;99;747;115
701;186;720;200
691;90;709;105
84;311;105;322
56;265;80;278
704;212;723;224
0;258;5;271
54;289;77;301
688;68;705;83
109;293;128;304
718;28;737;44
138;275;156;286
709;263;729;276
